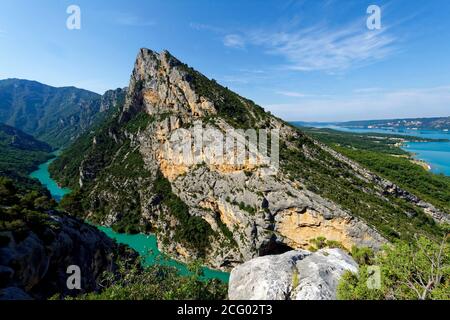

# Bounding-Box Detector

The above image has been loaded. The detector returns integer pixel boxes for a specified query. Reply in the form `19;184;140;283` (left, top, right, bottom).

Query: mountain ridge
335;117;450;130
0;79;126;147
50;48;448;270
0;123;53;192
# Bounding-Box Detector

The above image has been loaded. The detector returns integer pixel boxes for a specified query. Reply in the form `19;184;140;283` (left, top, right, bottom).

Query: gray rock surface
66;48;445;274
0;212;133;300
228;248;358;300
71;49;388;271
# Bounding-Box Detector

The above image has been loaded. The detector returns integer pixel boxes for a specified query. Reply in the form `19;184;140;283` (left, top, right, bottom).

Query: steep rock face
109;49;385;266
0;211;131;300
100;88;127;113
228;248;358;300
52;48;446;271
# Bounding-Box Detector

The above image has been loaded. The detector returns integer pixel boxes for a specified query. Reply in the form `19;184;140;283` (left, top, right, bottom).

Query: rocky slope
0;213;130;300
0;79;126;147
0;179;134;300
50;48;447;271
228;248;358;300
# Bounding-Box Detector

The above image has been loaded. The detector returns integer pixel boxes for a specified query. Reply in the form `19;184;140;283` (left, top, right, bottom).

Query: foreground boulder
228;248;358;300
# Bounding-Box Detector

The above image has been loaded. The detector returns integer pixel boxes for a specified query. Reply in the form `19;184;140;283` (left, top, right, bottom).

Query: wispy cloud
193;12;397;72
266;85;450;121
245;21;396;72
223;34;245;49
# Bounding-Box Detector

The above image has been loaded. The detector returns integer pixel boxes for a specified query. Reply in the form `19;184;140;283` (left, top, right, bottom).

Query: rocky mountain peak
51;47;447;273
122;48;216;121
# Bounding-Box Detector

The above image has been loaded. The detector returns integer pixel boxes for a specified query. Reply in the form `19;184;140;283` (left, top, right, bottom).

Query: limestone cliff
51;48;446;271
0;211;134;300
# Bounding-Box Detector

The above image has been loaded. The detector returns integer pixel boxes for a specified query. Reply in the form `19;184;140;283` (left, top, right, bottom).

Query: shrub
68;260;227;300
338;236;450;300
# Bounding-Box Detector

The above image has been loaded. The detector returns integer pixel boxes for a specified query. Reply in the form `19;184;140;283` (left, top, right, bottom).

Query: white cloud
195;16;397;72
265;86;450;121
223;34;245;48
245;21;396;72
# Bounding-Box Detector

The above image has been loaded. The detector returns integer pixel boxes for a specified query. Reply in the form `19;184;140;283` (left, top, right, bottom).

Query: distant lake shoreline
293;123;450;176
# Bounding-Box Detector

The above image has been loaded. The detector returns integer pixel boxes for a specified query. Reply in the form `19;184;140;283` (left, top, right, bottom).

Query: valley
29;155;229;282
1;48;449;301
295;125;450;214
295;123;450;176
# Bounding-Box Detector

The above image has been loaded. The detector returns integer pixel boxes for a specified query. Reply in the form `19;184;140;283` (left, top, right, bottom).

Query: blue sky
1;0;450;121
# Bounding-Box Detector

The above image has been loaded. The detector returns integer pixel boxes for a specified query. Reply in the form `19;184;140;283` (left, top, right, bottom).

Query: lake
29;156;230;282
293;123;450;176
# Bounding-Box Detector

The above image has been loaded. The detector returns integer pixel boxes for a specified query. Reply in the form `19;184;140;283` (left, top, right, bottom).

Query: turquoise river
30;154;230;282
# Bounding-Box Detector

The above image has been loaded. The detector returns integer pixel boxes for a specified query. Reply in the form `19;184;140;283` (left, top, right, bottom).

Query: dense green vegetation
349;246;376;265
299;127;440;155
0;79;103;147
0;123;53;192
280;134;443;243
1;177;226;300
54;110;154;235
0;177;57;242
337;147;450;212
178;60;269;129
50;107;151;189
66;260;227;300
152;170;213;256
298;126;450;213
338;235;450;300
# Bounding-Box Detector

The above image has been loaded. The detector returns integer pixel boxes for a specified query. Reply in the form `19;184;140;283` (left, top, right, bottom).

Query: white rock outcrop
228;248;358;300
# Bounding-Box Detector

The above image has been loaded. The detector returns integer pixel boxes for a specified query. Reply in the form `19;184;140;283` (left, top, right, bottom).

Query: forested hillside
0;123;52;192
0;79;125;147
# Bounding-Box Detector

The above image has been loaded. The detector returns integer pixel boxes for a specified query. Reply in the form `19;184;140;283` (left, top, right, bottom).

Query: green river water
30;155;230;282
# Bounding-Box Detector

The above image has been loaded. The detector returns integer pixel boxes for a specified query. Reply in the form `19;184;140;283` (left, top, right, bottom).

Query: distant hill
0;123;52;191
0;79;126;147
337;117;450;130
